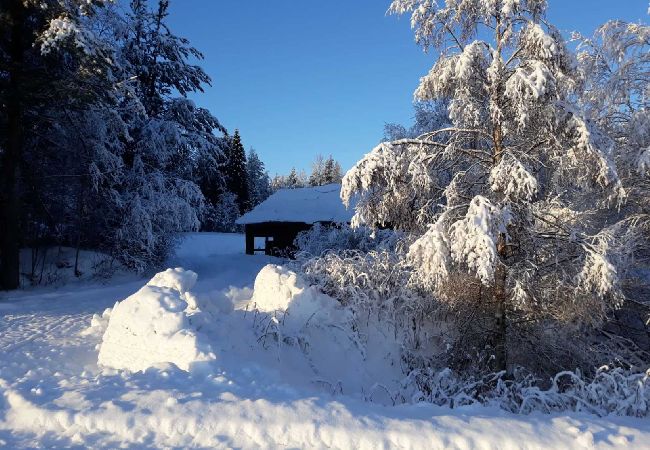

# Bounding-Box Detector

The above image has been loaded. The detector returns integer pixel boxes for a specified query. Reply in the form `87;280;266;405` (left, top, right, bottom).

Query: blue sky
167;1;648;176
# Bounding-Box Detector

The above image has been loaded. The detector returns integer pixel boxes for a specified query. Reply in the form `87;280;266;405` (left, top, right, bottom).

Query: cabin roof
236;183;354;225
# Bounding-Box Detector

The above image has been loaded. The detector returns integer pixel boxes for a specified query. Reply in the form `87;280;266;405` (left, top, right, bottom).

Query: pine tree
287;168;299;188
225;130;251;214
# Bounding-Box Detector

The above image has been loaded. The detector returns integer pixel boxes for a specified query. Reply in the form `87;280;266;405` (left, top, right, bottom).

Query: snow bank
4;385;649;449
80;307;112;338
97;268;216;373
249;265;383;393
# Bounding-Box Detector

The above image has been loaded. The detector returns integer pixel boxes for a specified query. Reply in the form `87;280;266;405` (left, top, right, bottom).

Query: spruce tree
322;155;343;184
286;168;300;188
225;130;251;214
246;148;271;207
0;0;110;288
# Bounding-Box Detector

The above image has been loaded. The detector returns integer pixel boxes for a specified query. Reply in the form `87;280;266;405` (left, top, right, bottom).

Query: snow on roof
236;183;354;225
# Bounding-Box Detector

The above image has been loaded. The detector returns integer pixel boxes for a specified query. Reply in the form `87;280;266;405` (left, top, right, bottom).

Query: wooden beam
245;225;254;255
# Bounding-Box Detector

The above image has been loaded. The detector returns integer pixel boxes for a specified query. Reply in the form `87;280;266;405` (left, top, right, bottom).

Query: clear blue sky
167;1;648;176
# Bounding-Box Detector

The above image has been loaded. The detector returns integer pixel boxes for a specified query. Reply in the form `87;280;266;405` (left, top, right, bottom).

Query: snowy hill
0;233;649;449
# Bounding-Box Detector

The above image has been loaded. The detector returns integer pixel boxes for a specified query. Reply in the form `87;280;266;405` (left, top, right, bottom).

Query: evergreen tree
225;130;251;214
322;155;343;184
308;154;342;186
0;0;110;288
0;0;229;281
246;148;271;207
285;168;301;188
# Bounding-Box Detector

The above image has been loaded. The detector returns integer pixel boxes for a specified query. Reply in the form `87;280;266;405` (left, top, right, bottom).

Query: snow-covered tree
1;0;230;279
123;0;211;117
574;19;650;312
98;0;225;270
272;168;308;191
308;155;327;186
576;20;650;223
246;148;271;207
322;155;343;184
224;130;251;214
286;168;301;188
384;100;451;141
342;0;641;373
309;154;343;186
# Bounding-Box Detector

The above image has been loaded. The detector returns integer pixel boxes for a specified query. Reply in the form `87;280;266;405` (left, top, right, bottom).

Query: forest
0;0;347;288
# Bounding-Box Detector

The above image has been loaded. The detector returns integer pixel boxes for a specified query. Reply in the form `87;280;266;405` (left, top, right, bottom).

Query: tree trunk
0;0;25;290
490;15;508;368
493;235;508;373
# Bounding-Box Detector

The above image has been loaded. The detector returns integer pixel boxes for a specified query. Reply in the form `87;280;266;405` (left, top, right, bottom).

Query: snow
250;264;346;320
236;183;354;225
408;221;451;290
18;246;127;289
449;196;503;285
97;268;216;373
1;232;649;448
489;156;538;201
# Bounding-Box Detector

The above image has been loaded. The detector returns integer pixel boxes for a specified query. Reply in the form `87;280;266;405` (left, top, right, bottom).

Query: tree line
271;154;343;190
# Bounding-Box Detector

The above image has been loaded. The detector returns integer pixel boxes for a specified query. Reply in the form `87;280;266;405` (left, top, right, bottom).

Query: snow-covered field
1;233;648;449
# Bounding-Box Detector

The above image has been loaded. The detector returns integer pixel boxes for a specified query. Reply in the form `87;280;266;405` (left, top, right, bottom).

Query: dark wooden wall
244;222;313;257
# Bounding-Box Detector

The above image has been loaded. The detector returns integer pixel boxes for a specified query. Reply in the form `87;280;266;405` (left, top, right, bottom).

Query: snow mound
97;268;216;373
252;264;306;312
251;264;351;333
250;265;368;390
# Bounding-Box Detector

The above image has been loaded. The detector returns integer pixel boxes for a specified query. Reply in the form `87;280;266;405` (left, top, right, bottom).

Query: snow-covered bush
297;243;456;375
398;366;650;418
252;261;650;417
294;223;400;257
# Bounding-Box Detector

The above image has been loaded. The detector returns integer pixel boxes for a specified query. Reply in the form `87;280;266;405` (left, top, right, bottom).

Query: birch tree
342;0;639;372
576;20;650;223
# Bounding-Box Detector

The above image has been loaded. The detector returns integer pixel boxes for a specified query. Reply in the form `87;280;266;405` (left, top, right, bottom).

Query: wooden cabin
236;183;354;257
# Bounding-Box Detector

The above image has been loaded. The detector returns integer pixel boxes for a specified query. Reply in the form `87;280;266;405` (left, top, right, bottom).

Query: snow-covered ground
1;233;649;449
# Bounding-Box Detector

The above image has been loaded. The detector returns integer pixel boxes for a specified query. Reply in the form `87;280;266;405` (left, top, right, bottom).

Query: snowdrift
251;264;354;334
97;268;216;372
249;265;398;396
